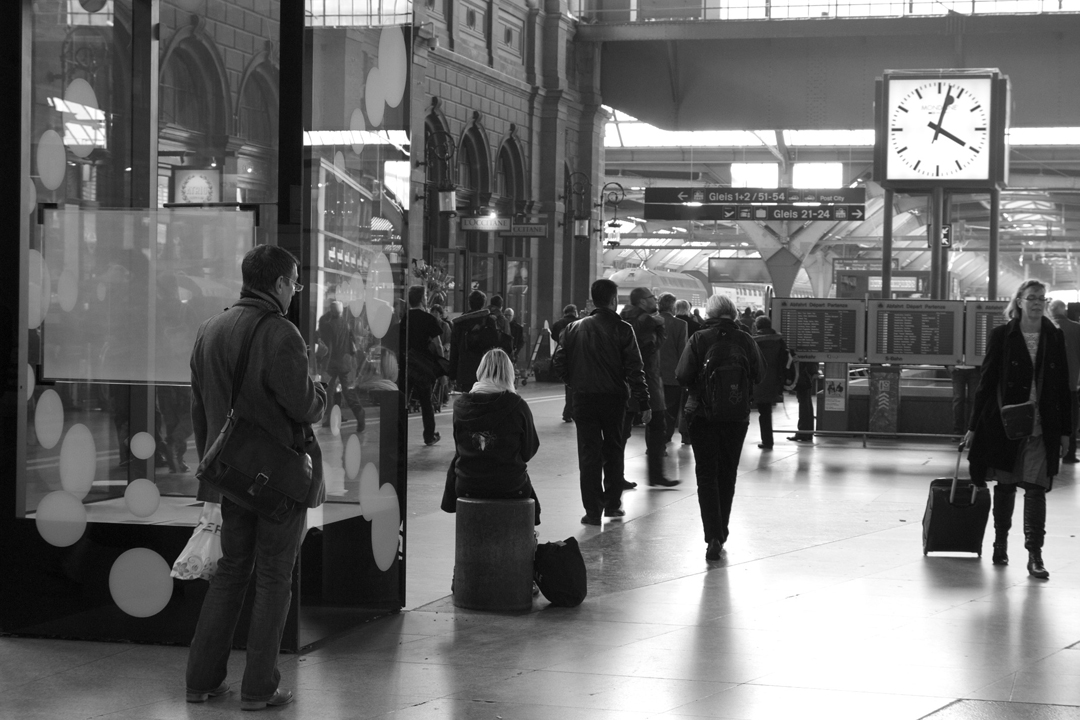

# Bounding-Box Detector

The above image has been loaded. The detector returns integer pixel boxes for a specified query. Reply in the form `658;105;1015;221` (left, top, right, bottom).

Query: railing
572;0;1079;23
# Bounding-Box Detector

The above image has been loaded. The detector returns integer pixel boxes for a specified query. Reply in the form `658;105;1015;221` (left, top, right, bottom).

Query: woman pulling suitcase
963;279;1072;579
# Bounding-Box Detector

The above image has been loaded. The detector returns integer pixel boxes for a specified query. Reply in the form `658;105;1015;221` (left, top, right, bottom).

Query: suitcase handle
948;441;976;506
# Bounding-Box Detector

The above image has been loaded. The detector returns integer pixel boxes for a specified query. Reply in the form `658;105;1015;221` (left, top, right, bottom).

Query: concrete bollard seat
453;497;536;611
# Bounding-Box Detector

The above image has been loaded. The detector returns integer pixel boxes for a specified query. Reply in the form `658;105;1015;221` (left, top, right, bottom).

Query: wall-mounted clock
876;70;1009;189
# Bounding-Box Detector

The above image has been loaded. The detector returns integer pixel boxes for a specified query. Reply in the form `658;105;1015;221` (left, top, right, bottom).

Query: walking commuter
317;300;362;427
677;294;764;561
186;245;326;711
657;293;688;446
787;360;819;442
553;279;650;525
450;290;511;392
1048;299;1080;463
487;294;512;335
621;287;679;487
551;304;579;423
752;315;788;450
403;285;446;445
505;307;525;365
964;279;1071;579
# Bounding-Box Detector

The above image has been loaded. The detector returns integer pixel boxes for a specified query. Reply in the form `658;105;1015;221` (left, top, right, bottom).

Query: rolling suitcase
922;443;991;556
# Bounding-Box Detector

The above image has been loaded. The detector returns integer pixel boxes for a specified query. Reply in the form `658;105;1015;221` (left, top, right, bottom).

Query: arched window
237;68;277;147
160;50;210;135
457;133;480;195
494;136;526;208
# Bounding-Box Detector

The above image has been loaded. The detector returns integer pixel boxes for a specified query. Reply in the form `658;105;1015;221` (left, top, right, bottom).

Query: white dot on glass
59;423;96;500
378;27;408;109
365;68;386;127
24;176;37;217
359;463;379;520
370;484;400;572
366;253;393;339
344;434;362;480
63;79;99;159
124;479;160;518
96;282;106;302
349;108;366;155
37;129;67;191
108;548;173;618
34;388;64;450
129;431;156;460
28;249;50;330
27;364;36;397
330;404;342;438
35;491;87;548
349;275;366;317
57;268;78;312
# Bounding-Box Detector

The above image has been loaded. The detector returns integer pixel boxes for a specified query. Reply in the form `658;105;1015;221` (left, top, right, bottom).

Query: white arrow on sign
852;208;864;220
678;192;688;202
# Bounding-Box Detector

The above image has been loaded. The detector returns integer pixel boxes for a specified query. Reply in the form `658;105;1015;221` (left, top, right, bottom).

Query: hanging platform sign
460;216;511;232
500;223;547;237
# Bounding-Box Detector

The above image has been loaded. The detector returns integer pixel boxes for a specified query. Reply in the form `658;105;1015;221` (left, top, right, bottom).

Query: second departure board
964;301;1009;365
771;298;866;362
866;300;964;365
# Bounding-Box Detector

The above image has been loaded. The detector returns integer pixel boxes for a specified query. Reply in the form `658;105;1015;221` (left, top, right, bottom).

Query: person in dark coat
657;293;688;445
1049;299;1080;463
964;279;1072;579
674;299;702;338
787;360;819;442
186;245;326;710
677;293;765;561
550;304;579;422
448;290;491;392
752;315;788;450
621;287;678;487
402;286;446;445
442;348;541;524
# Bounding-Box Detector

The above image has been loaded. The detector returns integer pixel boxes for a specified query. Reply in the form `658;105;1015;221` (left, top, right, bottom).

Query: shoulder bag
998;331;1043;441
196;309;315;523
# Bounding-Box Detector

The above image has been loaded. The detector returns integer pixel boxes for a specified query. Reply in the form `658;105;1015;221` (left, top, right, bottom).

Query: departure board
964;301;1009;365
771;298;865;362
866;300;964;365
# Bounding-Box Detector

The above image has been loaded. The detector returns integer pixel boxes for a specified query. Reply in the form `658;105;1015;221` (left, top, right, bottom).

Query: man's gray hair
674;299;691;314
1049;298;1068;318
705;294;737;319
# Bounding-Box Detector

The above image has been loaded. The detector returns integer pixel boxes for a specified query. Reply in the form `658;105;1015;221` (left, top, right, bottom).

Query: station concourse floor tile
2;382;1079;719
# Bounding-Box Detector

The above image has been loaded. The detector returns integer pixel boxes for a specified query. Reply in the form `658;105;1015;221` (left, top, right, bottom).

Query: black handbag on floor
534;537;587;607
196;310;314;523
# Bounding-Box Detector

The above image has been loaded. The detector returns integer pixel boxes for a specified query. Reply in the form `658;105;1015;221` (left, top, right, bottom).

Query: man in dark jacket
553;279;650;525
403;285;446;445
752;315;789;450
186;245;326;711
677;293;765;561
449;290;492;392
317;300;365;429
551;304;579;422
621;287;679;488
657;293;688;446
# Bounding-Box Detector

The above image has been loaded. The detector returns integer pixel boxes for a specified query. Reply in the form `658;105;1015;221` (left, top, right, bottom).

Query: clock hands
926;121;967;147
931;89;954;142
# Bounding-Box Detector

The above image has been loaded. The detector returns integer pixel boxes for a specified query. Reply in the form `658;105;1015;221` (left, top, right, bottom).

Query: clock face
886;77;993;181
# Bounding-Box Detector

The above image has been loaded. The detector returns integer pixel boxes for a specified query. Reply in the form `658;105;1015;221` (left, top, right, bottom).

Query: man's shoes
1027;552;1050;580
618;479;638;490
992;543;1008;566
424;432;441;446
241;689;294;711
603;506;626;518
580;514;601;526
758;444;773;450
186;682;231;703
648;477;680;487
787;436;811;442
705;538;723;561
1063;454;1079;464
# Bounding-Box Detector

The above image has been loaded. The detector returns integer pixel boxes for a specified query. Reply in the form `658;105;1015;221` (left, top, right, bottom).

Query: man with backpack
449;290;512;392
676;293;765;561
553;279;650;526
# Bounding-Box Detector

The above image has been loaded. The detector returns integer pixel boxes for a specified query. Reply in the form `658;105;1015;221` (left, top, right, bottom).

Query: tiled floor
3;381;1079;719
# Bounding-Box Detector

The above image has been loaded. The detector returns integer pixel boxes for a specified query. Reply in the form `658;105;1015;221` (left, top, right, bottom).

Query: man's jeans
186;497;306;702
690;417;749;545
574;393;628;517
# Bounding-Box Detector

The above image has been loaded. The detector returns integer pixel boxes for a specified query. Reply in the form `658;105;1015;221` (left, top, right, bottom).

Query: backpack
697;328;753;422
465;314;502;354
533;537;587;607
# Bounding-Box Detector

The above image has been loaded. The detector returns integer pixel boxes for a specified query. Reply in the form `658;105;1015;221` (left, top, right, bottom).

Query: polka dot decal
63;79;100;159
129;431;157;460
358;462;379;519
349;108;366;155
370;484;400;572
366;252;394;338
59;424;96;500
36;129;66;191
124;478;160;518
378;27;408;109
27;249;51;331
344;433;362;480
329;404;342;437
57;268;78;313
109;548;173;618
34;388;64;450
35;491;87;548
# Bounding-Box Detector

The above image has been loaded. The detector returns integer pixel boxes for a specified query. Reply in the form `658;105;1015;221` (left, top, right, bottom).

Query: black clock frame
874;69;1010;192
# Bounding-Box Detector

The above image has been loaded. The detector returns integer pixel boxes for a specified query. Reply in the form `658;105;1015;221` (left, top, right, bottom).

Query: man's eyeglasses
283;276;303;293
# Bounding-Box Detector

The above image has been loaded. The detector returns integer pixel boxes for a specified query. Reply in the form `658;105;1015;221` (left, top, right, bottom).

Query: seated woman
442;348;541;524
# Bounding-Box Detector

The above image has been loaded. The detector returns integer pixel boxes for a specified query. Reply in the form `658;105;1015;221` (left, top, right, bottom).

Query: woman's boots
993;483;1049;578
991;485;1015;566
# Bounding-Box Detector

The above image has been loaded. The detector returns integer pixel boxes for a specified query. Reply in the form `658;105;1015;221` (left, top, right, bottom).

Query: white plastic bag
171;502;223;581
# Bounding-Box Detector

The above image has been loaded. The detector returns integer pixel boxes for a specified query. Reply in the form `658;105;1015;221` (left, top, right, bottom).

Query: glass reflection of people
317;299;364;428
442;348;541;525
964;280;1071;579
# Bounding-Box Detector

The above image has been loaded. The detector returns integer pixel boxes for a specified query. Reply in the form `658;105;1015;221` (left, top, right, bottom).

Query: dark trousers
690;417;749;545
794;384;815;441
756;402;774;447
1068;390;1078;457
951;367;982;435
622;406;668;482
186;497;305;702
573;394;628;517
992;482;1047;552
411;381;437;442
663;384;682;444
562;384;574;421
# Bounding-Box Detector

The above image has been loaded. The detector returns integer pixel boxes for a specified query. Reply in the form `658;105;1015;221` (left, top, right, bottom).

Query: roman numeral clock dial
886;76;994;182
